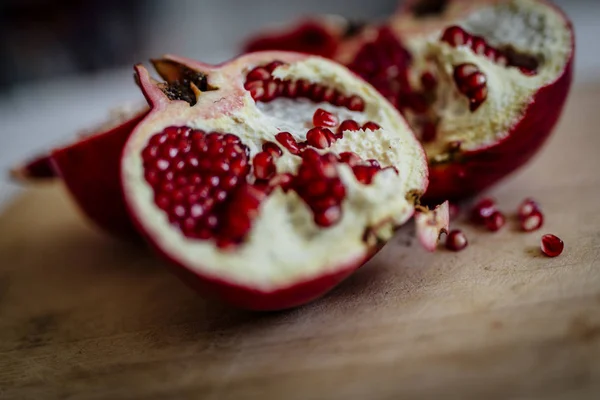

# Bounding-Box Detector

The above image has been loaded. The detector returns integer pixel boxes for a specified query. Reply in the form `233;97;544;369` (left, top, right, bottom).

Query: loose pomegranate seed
484;211;506;232
441;25;471;47
521;210;544;232
362;121;381;131
445;229;468;251
306;127;331;149
253;152;276;180
541;234;564;257
517;198;540;220
313;108;338;128
275;132;301;155
262;141;283;158
472;197;496;223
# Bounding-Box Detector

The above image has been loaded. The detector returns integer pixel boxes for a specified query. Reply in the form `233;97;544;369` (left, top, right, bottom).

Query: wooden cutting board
1;86;599;400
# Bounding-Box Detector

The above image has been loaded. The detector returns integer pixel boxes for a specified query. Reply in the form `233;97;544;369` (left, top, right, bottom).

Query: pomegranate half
244;0;575;201
120;51;431;310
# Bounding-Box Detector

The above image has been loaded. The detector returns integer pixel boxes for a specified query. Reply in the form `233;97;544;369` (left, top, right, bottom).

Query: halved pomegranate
11;106;149;237
244;0;575;201
120;52;433;310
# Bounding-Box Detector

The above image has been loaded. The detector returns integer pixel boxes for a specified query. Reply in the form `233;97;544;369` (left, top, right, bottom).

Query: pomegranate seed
346;95;366;112
445;229;468;251
309;84;325;102
336;120;361;138
441;25;471;47
253;152;276;180
296;79;311;97
366;159;381;169
322;87;336;103
484;211;506;232
472;198;496;223
247;67;271;82
314;206;342;227
352;165;378;184
332;91;347;107
275;132;301;155
541;234;564;257
265;60;284;73
517;198;541;220
521;210;544;232
519;66;537;76
282;80;298;98
269;173;293;192
338;152;362;167
420;71;437;91
306;127;331;149
362;121;381;131
262;80;279;102
471;36;487;55
454;63;487;111
262;141;283;158
313;108;338;128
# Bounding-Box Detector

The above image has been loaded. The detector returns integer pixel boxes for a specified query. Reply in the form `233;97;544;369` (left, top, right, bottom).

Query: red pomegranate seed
352;165;378;184
262;141;283;158
275;132;301;155
454;63;487;111
265;60;284;73
441;25;472;47
314;205;342;227
472;197;496;223
253;152;276;180
247;67;271;82
296;79;311;97
309;84;325;102
521;210;544;232
313;108;339;128
336;120;361;138
420;71;437;91
517;198;541;220
366;159;381;169
484;211;506;232
346;95;366;112
471;36;487;55
322;87;336;103
338;152;362;167
332;91;347;107
541;234;564;257
362;121;381;131
262;80;279;102
269;172;293;192
282;80;299;98
306;127;331;149
445;229;468;251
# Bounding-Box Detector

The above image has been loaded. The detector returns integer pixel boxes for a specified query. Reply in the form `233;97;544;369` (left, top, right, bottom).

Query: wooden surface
1;86;600;400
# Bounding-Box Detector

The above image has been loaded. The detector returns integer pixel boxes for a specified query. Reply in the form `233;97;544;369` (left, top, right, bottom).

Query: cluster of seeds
244;61;366;112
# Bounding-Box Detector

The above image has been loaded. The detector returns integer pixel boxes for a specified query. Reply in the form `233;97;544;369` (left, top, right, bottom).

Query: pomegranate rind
12;109;149;237
415;200;449;252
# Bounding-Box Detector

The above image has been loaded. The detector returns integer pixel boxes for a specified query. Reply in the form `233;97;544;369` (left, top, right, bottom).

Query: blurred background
0;0;598;204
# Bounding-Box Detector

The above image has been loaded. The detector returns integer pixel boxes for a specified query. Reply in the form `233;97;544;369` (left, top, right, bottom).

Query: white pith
397;0;572;160
122;55;427;291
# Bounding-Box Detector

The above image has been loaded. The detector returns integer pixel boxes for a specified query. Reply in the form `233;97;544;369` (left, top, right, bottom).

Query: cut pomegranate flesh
541;234;564;257
245;0;574;201
121;52;429;310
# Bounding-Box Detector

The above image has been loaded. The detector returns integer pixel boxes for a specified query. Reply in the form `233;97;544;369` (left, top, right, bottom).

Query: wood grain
1;86;599;400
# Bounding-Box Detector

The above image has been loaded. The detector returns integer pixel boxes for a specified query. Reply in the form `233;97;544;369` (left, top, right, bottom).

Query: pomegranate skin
13;111;148;238
161;245;378;311
425;53;574;201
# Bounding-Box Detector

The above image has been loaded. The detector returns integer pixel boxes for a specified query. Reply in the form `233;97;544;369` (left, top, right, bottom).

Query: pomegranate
120;52;438;310
11;106;149;237
245;0;575;201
